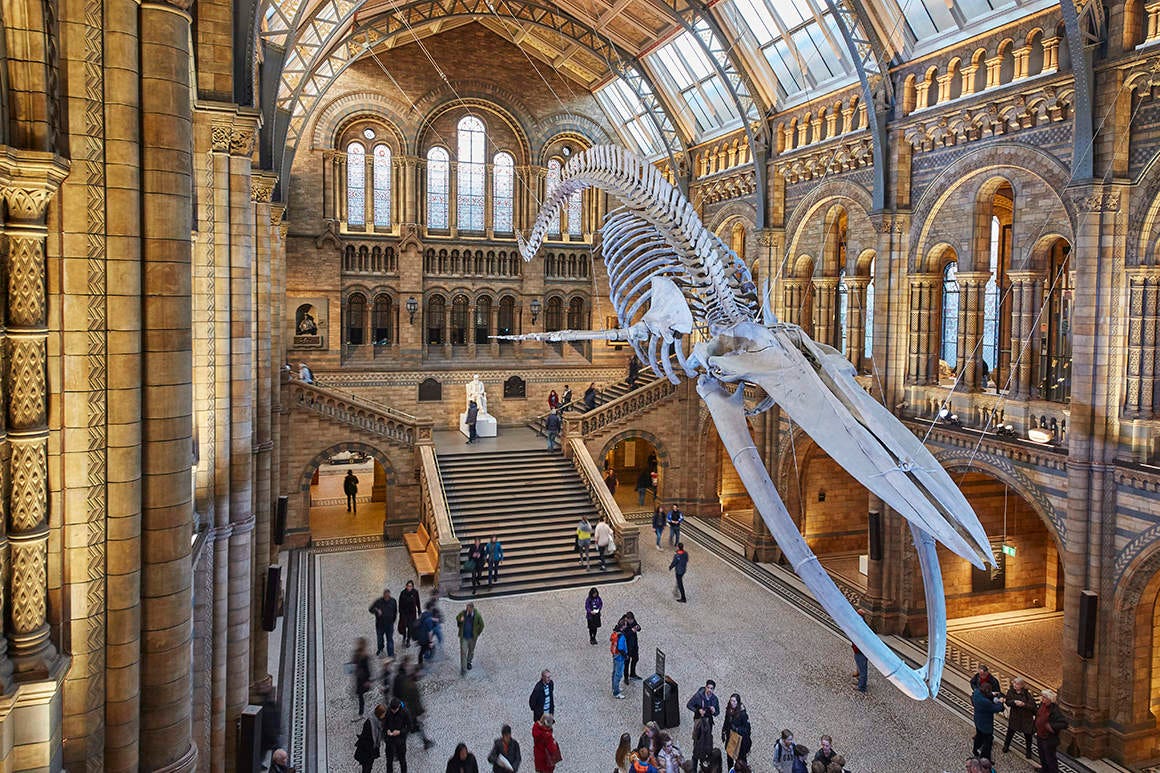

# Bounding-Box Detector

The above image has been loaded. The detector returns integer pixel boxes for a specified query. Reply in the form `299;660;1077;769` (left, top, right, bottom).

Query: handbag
606;537;617;555
725;731;742;760
573;536;580;553
549;741;563;764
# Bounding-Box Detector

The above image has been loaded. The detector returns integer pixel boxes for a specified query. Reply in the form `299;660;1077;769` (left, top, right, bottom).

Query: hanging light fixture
530;297;542;325
405;296;419;324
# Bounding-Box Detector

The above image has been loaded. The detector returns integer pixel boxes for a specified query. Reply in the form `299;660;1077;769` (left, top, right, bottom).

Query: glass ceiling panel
888;0;1040;50
647;30;742;138
595;78;666;159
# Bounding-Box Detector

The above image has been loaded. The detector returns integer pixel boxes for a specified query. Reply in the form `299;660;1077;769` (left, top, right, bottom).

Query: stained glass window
427;147;449;230
864;260;875;362
457;117;486;232
546;159;561;236
982;216;1001;379
373;144;391;228
942;261;959;368
346;142;366;227
567;190;582;238
493;152;514;234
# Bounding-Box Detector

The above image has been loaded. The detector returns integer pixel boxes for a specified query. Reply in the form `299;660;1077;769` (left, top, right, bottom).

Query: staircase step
448;567;634;599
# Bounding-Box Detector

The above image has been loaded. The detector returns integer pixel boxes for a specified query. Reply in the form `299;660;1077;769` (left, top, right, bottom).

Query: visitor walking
468;538;486;594
636;469;652;506
852;642;868;692
486;536;504;586
548;390;560;410
414;605;435;667
615;733;633;773
545;410;562;452
456;602;484;675
399;580;421;648
1035;688;1069;773
576;516;594;569
487;724;522;772
585;587;603;644
773;730;796;773
583;382;597;411
691;712;715;773
619;611;642;679
344;469;360;513
669;543;689;602
392;657;435;750
652;507;665;549
529;670;556;721
721;693;751;769
353;703;383;773
466;399;479;444
686;680;719;729
594;517;614;571
370;589;398;657
971;683;1005;761
604;468;619;495
447;743;481;773
428;596;445;650
532;715;562;773
655;733;685;773
382;697;410;773
1002;676;1035;758
350;637;372;719
666;505;684;545
611;620;628;699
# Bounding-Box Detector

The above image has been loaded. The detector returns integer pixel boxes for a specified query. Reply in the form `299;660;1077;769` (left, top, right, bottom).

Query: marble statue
466;373;488;415
461;374;497;438
499;145;994;701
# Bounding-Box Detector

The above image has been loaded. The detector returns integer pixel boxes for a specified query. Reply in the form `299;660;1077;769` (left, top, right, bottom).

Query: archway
299;442;397;542
939;469;1065;689
795;442;873;594
599;432;665;516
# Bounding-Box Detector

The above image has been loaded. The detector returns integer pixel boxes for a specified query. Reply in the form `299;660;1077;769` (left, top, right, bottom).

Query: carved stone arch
535;113;612;149
296;441;398;493
414;92;533;163
784;180;873;261
910;143;1073;272
931;448;1066;550
1127;150;1160;265
331;110;408;155
706;200;757;233
539;130;596;167
775;423;815;494
598;429;671;475
1110;538;1160;726
342;283;373;301
310;90;414;153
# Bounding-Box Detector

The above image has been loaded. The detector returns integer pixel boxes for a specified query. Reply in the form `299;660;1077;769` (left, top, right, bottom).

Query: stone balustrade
564;376;679;437
418;444;461;593
565;437;640;576
287;379;432;447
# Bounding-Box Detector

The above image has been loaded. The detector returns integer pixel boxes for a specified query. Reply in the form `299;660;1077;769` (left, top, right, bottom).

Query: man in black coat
528;669;556;721
487;724;522;772
669;543;689;602
382;697;411;773
687;679;720;729
370;589;398;656
1035;688;1069;773
344;469;359;513
466;400;479;444
398;581;421;648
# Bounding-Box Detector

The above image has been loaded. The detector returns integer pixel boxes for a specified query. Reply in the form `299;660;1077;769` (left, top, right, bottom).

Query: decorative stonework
774;133;873;184
251;176;276;203
6;238;45;327
230;128;256;157
1070;191;1122;213
210;125;232;153
8;443;46;532
903;84;1073;153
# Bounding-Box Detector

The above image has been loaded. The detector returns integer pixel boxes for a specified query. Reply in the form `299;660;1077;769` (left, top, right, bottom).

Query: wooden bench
411;541;439;585
404;522;430;554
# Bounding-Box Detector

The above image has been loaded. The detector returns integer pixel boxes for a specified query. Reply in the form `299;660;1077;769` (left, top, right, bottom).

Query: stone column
1147;2;1160;42
1126;268;1160;417
906;274;939;385
1042;37;1061;71
961;65;981;96
781;279;807;328
1012;45;1032;79
846;277;869;371
251;171;276;695
1007;270;1042;399
985;56;1003;89
956;271;990;392
812;277;838;348
226;122;257;764
138;0;197;767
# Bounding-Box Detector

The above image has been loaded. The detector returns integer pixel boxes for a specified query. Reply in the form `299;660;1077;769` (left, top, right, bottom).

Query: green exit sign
1002;544;1016;557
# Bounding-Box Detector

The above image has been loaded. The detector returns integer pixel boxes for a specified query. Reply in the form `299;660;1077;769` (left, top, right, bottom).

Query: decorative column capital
908;272;939;287
270;203;287;226
211;124;232;153
251;173;277;203
1006;269;1042;284
955;270;992;286
230;127;256;157
0;152;69;222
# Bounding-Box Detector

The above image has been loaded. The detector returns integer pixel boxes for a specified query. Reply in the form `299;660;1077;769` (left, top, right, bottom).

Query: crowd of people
966;664;1069;773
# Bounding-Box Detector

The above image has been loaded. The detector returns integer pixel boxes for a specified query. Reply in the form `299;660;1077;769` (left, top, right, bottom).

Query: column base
10;624;59;681
153;742;199;773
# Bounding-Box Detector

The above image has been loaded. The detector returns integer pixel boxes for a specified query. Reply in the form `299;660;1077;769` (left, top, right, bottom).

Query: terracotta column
812;277;838;348
1126;268;1160;417
956;271;990;392
846;276;869;371
138;0;196;767
906;274;938;385
1007;270;1042;399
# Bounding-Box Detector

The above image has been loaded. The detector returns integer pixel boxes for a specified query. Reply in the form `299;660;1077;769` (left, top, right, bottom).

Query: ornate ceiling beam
1059;0;1104;181
822;0;893;211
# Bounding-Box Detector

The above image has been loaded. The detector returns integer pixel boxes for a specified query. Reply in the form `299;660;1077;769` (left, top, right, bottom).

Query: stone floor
309;501;386;541
311;534;1044;773
950;610;1065;688
433;426;544;454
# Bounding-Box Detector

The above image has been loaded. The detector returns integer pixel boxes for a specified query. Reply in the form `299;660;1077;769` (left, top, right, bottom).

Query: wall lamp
405;296;418;324
530;298;542;325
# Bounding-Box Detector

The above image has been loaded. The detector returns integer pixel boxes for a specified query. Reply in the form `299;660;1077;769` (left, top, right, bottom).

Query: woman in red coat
532;714;561;772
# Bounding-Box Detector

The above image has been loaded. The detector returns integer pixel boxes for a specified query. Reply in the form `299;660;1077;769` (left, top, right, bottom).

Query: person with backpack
610;621;628;699
666;505;684;545
382;697;410;773
585;587;603;645
486;536;505;587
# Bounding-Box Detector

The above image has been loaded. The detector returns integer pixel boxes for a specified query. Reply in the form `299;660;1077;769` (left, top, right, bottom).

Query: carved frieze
774;134;874;184
903;85;1073;153
210;124;232;153
231;128;256;157
251;175;276;203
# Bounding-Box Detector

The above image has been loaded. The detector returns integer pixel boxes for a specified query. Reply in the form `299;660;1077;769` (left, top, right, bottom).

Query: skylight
595;77;667;159
647;28;742;138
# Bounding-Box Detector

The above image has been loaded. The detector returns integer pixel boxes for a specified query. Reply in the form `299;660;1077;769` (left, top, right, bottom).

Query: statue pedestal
459;412;498;438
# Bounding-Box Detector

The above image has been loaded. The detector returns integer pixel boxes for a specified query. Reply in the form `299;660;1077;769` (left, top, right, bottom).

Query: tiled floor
950;610;1064;687
433;426;545;454
310;534;1042;773
308;502;386;541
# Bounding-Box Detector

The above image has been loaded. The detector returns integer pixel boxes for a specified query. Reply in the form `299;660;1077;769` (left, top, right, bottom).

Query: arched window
474;296;491;345
372;144;391;227
982;215;1001;383
567;189;583;238
457;117;486;232
863;260;875;363
546;159;562;236
346;142;366;227
941;261;959;368
427;295;445;345
545;296;564;332
498;296;516;337
450;295;469;345
567;296;586;329
372;295;393;345
493;152;514;233
427;147;450;230
346;292;366;345
836;270;849;357
1041;240;1072;402
730;221;746;258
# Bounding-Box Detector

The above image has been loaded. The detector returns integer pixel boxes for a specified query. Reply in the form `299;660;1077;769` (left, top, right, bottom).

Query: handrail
418;444;461;592
566;375;678;438
566;437;640;575
287;378;433;448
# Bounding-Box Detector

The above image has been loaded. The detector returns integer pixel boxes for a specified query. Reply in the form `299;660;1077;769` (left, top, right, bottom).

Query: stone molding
251;173;277;203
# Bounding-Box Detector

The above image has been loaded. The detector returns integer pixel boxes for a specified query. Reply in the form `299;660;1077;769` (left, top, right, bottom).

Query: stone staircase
526;369;661;437
438;447;635;598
